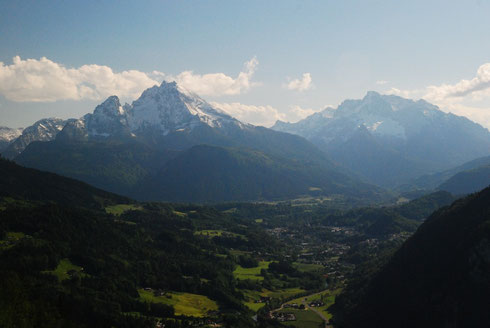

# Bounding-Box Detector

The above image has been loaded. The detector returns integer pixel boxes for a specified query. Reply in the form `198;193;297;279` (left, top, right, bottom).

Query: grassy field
233;261;270;281
242;287;306;312
105;204;143;216
264;287;305;299
244;301;266;312
172;210;187;217
46;258;86;281
293;262;324;273
138;289;218;317
278;308;324;328
194;229;246;240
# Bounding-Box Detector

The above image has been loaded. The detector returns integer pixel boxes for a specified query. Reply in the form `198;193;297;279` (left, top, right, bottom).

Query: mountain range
8;82;383;202
273;91;490;188
3;85;489;202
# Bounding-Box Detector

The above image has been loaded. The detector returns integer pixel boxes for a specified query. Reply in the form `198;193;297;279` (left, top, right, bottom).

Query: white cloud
424;63;490;102
0;56;160;102
167;57;259;97
0;56;260;102
385;87;424;99
384;63;490;129
211;102;285;127
285;73;312;92
288;105;323;121
376;80;389;85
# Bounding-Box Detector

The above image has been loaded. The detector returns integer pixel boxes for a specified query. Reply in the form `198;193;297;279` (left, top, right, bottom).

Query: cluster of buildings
272;312;296;322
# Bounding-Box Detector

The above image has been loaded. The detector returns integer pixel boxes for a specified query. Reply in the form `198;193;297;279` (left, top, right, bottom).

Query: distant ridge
273;91;490;188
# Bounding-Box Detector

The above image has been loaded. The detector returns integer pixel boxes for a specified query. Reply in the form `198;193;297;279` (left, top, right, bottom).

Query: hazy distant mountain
334;186;490;327
16;82;383;202
1;118;66;159
273;91;490;188
438;164;490;195
403;155;490;192
0;126;23;151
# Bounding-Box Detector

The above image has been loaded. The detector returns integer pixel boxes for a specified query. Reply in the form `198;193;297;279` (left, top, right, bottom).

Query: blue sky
1;0;490;128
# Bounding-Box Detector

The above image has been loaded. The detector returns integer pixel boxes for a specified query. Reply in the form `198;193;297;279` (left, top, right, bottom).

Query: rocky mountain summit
2;118;66;159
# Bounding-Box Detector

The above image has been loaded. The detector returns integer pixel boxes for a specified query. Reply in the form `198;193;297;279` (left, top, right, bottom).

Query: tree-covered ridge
332;186;490;328
0;157;128;209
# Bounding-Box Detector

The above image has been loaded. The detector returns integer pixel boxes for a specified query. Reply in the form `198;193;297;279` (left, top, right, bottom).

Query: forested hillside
332;187;490;328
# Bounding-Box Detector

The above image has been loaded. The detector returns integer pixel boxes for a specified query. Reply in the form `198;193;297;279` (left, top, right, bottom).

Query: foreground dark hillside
333;186;490;328
0;159;328;327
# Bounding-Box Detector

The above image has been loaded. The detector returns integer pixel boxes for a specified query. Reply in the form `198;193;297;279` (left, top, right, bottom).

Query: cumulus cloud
288;105;323;121
0;56;160;102
285;73;312;92
211;102;285;127
384;63;490;128
385;87;425;99
167;57;259;97
0;56;260;102
424;63;490;102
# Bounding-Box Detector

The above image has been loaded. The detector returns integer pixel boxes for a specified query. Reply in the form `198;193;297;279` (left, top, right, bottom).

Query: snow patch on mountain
126;81;237;135
1;118;66;158
0;126;23;143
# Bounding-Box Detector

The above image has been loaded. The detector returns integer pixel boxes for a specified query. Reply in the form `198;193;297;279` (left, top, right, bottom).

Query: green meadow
45;258;86;281
105;204;143;215
138;289;218;317
233;260;270;281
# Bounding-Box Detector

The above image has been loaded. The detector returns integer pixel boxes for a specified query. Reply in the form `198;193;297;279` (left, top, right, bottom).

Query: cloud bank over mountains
386;62;490;128
0;56;159;102
425;63;490;101
1;56;489;129
211;102;286;127
0;56;260;102
169;57;259;97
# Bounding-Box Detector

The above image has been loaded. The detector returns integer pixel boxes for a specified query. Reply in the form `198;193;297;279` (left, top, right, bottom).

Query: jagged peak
93;96;124;116
100;95;121;107
126;81;237;135
31;117;65;124
23;117;65;133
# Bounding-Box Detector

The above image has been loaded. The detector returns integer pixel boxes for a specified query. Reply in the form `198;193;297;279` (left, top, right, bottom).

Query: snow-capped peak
93;95;125;117
126;81;236;135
